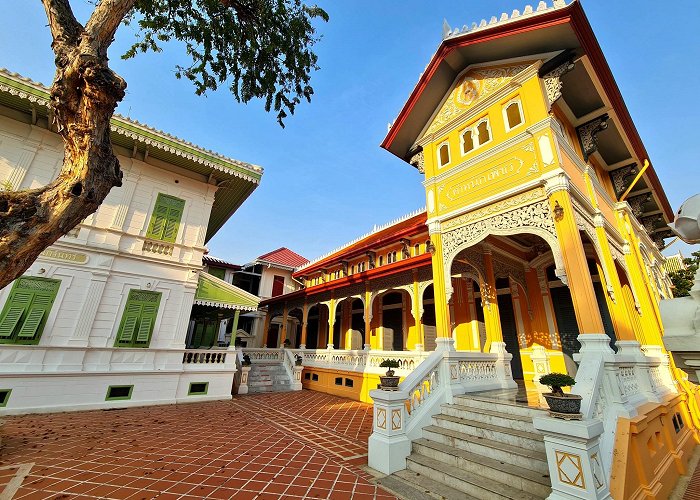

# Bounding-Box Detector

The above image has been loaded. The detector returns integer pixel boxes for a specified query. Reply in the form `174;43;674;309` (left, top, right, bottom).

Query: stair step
454;395;546;419
422;425;548;474
440;403;538;432
407;454;542;500
432;414;545;452
377;469;476;500
412;438;550;497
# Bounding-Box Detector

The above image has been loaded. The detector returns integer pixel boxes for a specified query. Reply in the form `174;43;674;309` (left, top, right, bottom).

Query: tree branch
86;0;137;56
41;0;83;57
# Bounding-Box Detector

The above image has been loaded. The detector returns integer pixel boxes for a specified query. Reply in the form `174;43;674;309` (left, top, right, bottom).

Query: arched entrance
422;284;437;351
495;276;524;380
381;291;407;351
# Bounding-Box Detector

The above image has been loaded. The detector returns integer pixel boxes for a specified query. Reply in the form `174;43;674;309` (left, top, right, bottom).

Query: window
504;99;524;130
476;119;491;145
437;142;450;167
114;289;162;348
351;265;355;275
208;267;226;280
358;262;366;273
387;251;398;264
311;373;319;381
335;377;343;386
188;382;209;395
271;275;285;297
106;385;133;401
461;129;475;154
0;389;11;407
345;378;354;388
304;372;311;380
378;256;383;266
146;193;185;243
414;243;420;256
0;276;60;345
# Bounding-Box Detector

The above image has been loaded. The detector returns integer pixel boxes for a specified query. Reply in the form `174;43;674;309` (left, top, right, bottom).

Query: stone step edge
384;469;477;500
413;438;551;486
408;453;542;500
422;425;547;462
460;394;548;413
433;414;545;441
441;402;536;423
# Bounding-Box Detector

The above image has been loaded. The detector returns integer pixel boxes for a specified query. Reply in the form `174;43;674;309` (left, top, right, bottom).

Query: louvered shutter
16;308;45;339
117;302;142;344
0;307;24;338
135;303;158;344
0;291;33;339
162;198;185;243
146;201;169;240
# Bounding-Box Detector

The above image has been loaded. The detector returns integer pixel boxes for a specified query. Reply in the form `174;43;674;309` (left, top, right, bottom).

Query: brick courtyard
0;391;397;499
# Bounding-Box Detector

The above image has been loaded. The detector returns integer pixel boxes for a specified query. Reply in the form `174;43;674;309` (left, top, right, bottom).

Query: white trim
437;140;451;168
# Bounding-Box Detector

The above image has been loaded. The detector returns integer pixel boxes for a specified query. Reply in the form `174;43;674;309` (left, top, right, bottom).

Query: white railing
368;339;514;474
242;348;285;362
0;345;237;373
295;348;431;375
532;335;680;500
239;348;302;392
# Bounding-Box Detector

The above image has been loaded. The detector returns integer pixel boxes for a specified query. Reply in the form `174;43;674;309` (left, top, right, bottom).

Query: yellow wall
301;366;392;403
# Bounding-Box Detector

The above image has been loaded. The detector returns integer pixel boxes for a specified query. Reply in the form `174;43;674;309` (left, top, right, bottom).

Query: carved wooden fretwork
409;149;425;174
573;209;615;302
491;254;527;293
653;229;673;250
452;248;486;283
641;214;663;235
268;303;285;318
543;60;575;108
627;193;652;218
369;271;414;292
285;298;306;312
576;115;609;160
333;283;366;304
610;164;638;197
442;187;546;230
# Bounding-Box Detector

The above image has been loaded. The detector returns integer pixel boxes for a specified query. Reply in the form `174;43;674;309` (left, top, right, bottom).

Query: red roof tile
257;247;309;268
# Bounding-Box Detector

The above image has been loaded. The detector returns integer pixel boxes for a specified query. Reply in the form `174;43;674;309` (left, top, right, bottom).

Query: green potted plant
294;354;303;366
538;372;582;419
378;359;401;390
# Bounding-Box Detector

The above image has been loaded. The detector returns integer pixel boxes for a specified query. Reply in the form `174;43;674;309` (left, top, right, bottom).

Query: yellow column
327;297;336;348
364;285;372;349
428;231;451;339
482;247;503;352
279;305;289;347
547;180;605;335
300;302;309;348
412;270;424;349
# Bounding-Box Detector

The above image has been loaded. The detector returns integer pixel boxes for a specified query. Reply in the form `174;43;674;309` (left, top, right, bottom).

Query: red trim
260;253;433;307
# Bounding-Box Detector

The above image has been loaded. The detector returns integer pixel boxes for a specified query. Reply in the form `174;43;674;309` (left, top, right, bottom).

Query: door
497;294;523;380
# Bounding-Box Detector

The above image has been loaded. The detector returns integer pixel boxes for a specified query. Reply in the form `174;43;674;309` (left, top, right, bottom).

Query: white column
172;284;197;348
110;176;138;230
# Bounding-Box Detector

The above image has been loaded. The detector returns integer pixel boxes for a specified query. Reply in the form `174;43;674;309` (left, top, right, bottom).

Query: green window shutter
115;290;161;347
146;194;185;243
135;303;158;344
0;307;24;338
16;308;45;339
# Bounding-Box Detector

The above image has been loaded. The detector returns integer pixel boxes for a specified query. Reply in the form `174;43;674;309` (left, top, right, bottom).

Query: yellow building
257;1;699;498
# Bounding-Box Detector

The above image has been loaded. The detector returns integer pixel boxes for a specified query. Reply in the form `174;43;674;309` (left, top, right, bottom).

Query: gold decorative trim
376;408;386;430
442;187;546;230
556;451;585;489
391;409;402;431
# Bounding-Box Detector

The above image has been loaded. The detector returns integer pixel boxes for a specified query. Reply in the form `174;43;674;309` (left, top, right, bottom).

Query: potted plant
539;372;582;419
378;359;401;390
241;354;252;366
294;354;303;366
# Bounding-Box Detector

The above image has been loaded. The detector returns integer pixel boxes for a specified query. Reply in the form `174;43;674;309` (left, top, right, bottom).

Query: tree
668;251;700;297
0;0;327;290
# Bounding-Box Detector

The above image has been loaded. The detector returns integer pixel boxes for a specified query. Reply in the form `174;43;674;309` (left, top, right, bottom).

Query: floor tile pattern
0;391;395;499
683;455;700;500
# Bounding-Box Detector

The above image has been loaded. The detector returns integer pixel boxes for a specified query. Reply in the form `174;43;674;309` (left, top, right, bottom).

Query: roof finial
442;19;452;38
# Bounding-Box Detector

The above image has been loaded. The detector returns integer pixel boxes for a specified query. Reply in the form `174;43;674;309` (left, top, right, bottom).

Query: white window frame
460;128;475;155
502;98;524;132
474;117;493;147
437;140;451;168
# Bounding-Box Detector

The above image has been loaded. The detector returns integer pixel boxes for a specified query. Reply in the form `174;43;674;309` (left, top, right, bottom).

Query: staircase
246;363;292;393
377;393;552;500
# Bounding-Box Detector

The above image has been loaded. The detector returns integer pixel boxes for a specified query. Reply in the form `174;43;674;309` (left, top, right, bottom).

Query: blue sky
2;0;699;263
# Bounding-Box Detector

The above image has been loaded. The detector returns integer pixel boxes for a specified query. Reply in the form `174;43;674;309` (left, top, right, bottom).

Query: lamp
553;201;564;222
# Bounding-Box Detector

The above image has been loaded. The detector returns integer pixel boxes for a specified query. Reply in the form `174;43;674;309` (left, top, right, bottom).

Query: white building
0;69;261;414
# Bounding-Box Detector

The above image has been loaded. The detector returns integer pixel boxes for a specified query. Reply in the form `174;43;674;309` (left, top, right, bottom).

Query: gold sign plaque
40;248;89;264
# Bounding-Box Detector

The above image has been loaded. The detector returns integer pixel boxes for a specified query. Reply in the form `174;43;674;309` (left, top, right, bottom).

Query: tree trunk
0;51;126;290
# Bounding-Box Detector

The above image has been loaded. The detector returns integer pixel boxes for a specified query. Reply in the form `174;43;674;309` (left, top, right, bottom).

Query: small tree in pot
379;359;401;390
241;354;252;367
539;373;582;419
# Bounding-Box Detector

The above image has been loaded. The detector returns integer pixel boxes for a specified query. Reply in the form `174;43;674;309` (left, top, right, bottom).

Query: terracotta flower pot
543;393;583;419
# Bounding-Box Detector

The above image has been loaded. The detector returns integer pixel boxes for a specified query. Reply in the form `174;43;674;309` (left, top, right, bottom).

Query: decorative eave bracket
576;114;609;161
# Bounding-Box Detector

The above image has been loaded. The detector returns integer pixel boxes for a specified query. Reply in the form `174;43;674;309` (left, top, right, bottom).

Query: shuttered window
146;194;185;243
115;290;161;348
0;277;60;345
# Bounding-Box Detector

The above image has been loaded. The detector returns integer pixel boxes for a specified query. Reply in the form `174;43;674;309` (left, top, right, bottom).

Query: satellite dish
668;194;700;244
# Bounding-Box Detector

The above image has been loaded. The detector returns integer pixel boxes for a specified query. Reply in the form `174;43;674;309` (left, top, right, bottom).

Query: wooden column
261;309;272;347
279;305;289;347
300;302;309;348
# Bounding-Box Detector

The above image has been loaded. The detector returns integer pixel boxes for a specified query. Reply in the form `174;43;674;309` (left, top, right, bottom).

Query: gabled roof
257;247;309;269
295;208;427;276
194;272;260;311
380;0;672;221
0;68;263;242
203;255;241;270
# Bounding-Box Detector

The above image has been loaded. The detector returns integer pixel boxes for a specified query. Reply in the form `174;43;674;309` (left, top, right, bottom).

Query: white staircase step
407;454;542;500
412;438;550;497
440;403;539;432
454;395;546;418
432;414;546;452
422;425;548;474
377;469;477;500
